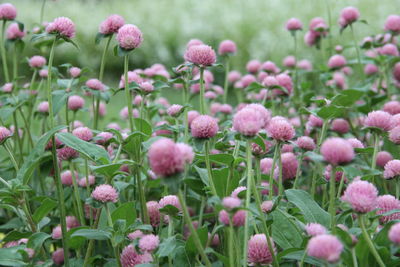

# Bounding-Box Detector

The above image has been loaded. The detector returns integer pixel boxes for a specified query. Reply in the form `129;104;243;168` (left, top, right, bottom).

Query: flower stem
228;222;235;267
199;67;205;114
223;58;230;104
293;152;304;189
123;55;134;132
243;140;253;267
350;24;362;74
269;141;281;199
177;189;212;267
105;204;122;267
329;165;336;232
351;248;358;267
4;141;19;172
371;133;379;171
1;20;10;82
70;162;85;226
205;140;218;197
359;215;385;267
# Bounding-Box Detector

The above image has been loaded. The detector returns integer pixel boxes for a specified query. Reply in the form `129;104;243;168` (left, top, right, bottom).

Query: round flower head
261;158;273;174
305;223;327;236
6;23;24;40
394;63;400;82
92;184;118;203
341;180;378;213
376;151;393;168
191;115;218;138
72;127;93;141
222;196;241;210
0;126;11;144
218;40;237;55
116;24;143;50
274;152;298;181
307;234;343;263
0;3;17;20
389;223;400;245
328;54;347;69
261;200;274;213
2;82;12;93
29;56;46;68
364;110;393;131
159;195;181;211
187;110;200;126
52;225;62;239
69;67;81;78
139;234;159;252
296;136;316;151
78;175;95;187
66;215;80;229
347;138;364;149
140;81;154;93
52;248;65;265
331;118;350;134
283;55;296;68
286;18;302;31
233;107;263;136
148;138;184;176
57;146;79;161
128;230;144;241
385;15;400;34
37;101;49;113
60;170;78;186
246;59;261;73
247;234;275;265
167;104;183;117
186;39;203;48
246;103;271;127
377;195;400;223
267;117;295;141
228;70;241;83
383;159;400;179
39;69;48;78
46;17;75;38
339;7;360;27
320;138;354;165
99;14;124;34
147;201;161;227
120;245;152;267
231;186;246;198
176;143;194;164
389;126;400;144
68;95;85;111
86;79;105;91
380;43;399;56
383;101;400;115
364;63;378;76
184;44;216;66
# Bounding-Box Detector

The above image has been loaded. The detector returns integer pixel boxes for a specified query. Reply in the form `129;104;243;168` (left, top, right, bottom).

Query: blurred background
7;0;400;86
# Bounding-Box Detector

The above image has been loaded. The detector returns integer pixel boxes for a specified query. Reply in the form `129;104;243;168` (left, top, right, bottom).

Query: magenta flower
139;234;160;252
389;223;400;245
120;245;152;267
307;234;343;263
29;56;46;68
218;40;237;55
233;107;263;136
339;7;360;27
286;18;303;31
68;95;85;111
383;159;400;179
377;195;400;223
247;234;275;265
376;151;393;168
6;23;25;40
190;115;218;138
0;3;16;20
91;184;118;203
184;44;216;66
116;24;143;50
148;138;184;177
341;180;378;213
99;14;125;34
267;117;295;141
305;223;327;236
320;138;354;165
46;17;75;38
384;15;400;34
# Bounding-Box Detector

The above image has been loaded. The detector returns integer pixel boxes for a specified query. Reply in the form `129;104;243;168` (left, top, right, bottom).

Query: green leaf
91;163;123;177
56;132;110;164
133;118;152;136
282;250;325;266
196;153;234;166
331;89;364;107
71;229;111;240
111;202;136;226
285;189;330;227
3;231;32;242
316;106;343;119
0;106;17;123
27;232;50;251
117;46;133;57
32;198;58;223
271;209;303;249
51;90;71;116
159;204;180;216
0;246;27;266
18;125;66;185
157;236;177;257
185;226;208;255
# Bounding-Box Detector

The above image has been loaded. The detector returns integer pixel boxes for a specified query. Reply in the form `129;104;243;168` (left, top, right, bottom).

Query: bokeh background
8;0;400;85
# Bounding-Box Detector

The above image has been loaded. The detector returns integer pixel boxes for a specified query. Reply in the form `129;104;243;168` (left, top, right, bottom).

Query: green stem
177;189;212;267
359;215;385;267
228;222;235;267
277;145;283;196
299;249;307;267
351;248;358;267
205;140;218;196
269;141;281;199
183;81;189;142
13;45;17;81
4;141;19;171
167;219;174;267
1;20;10;82
83;208;101;267
199;67;205;114
371;133;379;171
311;163;319;199
18;109;34;149
329;165;336;232
293;152;304;189
336;172;345;199
397;179;400;199
223;58;230;104
317;120;329;152
350;24;362;74
70;162;85;226
105;204;122;267
123;55;134;132
40;0;46;23
243;140;253;267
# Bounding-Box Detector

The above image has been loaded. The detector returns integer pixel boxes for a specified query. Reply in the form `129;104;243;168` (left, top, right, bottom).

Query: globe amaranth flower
0;3;17;20
218;40;237;55
307;234;343;263
46;17;75;38
247;234;276;266
116;24;143;50
184;44;216;66
148;138;184;176
341;180;378;213
321;138;354;165
99;14;124;34
305;223;327;236
91;184;118;203
376;195;400;223
190;115;218;138
120;245;152;267
383;159;400;179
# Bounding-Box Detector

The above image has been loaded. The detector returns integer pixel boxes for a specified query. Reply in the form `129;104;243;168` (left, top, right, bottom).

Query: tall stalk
199;67;206;114
47;38;70;266
359;215;385;267
123;55;134;132
328;165;336;232
223;58;230;103
268;141;281;199
243;140;253;267
1;20;10;82
205;140;218;197
350;24;362;74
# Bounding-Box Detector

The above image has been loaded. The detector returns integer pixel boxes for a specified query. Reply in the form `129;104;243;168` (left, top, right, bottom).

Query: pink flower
91;184;118;203
376;151;393;168
246;59;261;73
52;248;65;265
128;230;144;241
364;64;378;76
52;225;63;239
60;170;78;186
116;24;143;50
328;54;347;69
0;126;11;144
120;245;152;267
267;117;295;141
383;101;400;115
261;61;279;73
286;18;302;31
159;195;181;210
389;126;400;144
46;17;75;38
186;39;203;48
307;234;343;263
176;143;194;164
331;118;350;134
364;110;393;131
384;15;400;34
304;31;318;46
341;180;378;213
191;115;218;138
384;159;400;179
140;81;154;93
347;138;364;149
218;209;246;226
261;200;274;213
260;158;273;174
6;23;24;40
283;55;296;68
184;44;216;66
139;234;159;252
233;107;263;136
148;138;184;176
247;234;275;265
320;138;354;165
222;197;241;210
379;43;399;56
297;59;313;70
231;186;246;198
296;136;316;151
86;79;105;91
377;195;400;223
394;62;400;82
69;67;81;78
68;95;85;111
167;104;183;117
147;201;161;227
39;69;48;78
99;14;124;34
2;82;12;93
305;223;327;236
37;101;49;113
274;152;298;181
339;7;360;27
57;147;79;161
78;175;95;187
389;223;400;245
119;71;143;88
228;70;241;83
72;127;93;141
218;40;237;55
66;215;80;229
29;56;46;68
0;3;17;20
